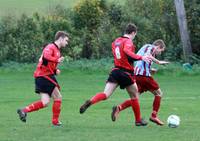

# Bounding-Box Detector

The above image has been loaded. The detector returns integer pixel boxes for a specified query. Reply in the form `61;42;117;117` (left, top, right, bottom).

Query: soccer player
111;39;169;126
17;31;69;126
79;23;152;126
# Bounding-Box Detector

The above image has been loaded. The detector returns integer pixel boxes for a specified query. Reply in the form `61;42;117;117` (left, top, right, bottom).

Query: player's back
112;37;135;71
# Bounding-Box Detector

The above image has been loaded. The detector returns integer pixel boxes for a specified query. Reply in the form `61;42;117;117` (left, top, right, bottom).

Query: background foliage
0;0;199;65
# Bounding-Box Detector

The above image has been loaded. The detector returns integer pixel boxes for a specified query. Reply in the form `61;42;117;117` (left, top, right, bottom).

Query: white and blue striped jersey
134;44;156;76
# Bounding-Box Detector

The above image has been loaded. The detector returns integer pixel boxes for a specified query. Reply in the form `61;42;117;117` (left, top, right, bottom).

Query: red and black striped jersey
34;43;61;77
112;36;142;71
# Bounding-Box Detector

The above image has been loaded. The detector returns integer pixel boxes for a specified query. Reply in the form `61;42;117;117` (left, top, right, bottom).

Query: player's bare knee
42;100;50;107
155;92;163;97
53;93;62;100
104;93;110;99
130;94;139;99
159;92;163;97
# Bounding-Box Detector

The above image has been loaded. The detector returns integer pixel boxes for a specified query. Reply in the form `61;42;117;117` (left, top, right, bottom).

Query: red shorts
135;75;159;93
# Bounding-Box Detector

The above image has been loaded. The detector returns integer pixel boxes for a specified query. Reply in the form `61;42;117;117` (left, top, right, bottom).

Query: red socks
90;93;107;104
118;99;132;111
23;100;44;113
151;95;161;118
22;99;62;124
117;99;141;122
119;95;162;120
52;99;62;124
130;98;141;122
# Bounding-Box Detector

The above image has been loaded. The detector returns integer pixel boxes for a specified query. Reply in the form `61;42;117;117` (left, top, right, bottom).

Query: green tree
73;0;106;58
122;0;181;61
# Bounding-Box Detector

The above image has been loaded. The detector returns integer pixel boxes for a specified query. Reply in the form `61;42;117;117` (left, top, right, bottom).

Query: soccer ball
167;115;180;128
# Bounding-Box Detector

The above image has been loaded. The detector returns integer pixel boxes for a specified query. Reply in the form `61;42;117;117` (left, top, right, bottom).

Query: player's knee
42;99;50;107
103;93;109;99
155;92;163;97
42;101;50;107
131;95;139;99
129;91;139;99
104;96;108;100
54;94;62;100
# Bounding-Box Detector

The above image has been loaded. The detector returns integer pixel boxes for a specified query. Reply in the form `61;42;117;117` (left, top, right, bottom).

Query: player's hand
150;68;157;75
158;61;170;65
56;69;61;75
142;55;152;63
58;56;65;63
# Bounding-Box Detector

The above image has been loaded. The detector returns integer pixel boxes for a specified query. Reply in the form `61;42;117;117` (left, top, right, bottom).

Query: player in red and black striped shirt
17;31;69;126
80;23;152;126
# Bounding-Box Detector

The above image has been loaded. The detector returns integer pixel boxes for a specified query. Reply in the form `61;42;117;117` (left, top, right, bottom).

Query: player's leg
17;93;50;122
111;83;138;122
125;83;148;126
112;83;148;125
80;82;118;114
23;93;50;112
51;87;62;126
112;77;143;119
111;98;134;121
149;88;164;125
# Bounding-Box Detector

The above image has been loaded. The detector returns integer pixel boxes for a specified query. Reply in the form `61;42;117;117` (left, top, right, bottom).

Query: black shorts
35;75;58;96
107;68;135;89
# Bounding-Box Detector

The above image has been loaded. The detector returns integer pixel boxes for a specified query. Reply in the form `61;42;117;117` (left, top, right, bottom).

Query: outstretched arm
123;43;152;63
150;55;170;65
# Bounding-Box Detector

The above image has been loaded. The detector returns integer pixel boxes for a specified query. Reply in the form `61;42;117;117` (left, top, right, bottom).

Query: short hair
54;31;69;40
153;39;166;49
124;23;137;34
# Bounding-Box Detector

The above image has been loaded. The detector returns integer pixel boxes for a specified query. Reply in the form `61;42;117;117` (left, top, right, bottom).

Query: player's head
54;31;69;48
124;23;137;40
153;39;166;55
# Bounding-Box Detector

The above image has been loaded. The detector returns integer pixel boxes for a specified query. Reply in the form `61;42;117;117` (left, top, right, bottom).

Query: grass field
0;0;122;17
0;67;200;141
0;0;80;17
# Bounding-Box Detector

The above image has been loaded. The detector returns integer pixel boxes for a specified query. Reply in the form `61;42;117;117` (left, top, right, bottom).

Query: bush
0;0;199;64
72;0;107;59
0;6;73;64
73;0;105;30
122;0;181;60
0;16;16;65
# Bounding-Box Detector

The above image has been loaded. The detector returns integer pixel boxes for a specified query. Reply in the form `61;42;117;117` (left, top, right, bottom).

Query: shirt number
115;47;121;59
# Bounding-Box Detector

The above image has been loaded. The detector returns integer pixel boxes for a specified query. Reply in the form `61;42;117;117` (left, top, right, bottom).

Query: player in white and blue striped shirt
112;39;169;126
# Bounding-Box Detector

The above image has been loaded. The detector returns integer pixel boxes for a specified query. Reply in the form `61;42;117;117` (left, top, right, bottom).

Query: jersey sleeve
123;40;142;60
43;46;58;62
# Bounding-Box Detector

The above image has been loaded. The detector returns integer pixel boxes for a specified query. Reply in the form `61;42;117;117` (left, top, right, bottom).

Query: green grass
0;0;123;17
0;0;79;17
0;67;200;141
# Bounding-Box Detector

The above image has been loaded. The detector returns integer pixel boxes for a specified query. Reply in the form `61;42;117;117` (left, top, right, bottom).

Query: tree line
0;0;199;65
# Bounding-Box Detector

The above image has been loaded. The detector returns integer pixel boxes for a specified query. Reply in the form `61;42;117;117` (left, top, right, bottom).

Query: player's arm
123;42;151;63
123;43;142;60
144;47;169;65
43;47;64;63
43;47;58;62
55;69;61;75
150;55;170;65
150;68;157;75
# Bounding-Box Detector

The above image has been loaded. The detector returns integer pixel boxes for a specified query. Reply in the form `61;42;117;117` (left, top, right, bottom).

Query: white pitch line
109;96;200;102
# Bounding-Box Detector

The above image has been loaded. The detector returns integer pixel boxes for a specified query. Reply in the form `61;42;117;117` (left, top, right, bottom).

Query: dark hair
54;31;69;40
153;39;166;49
124;23;137;34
